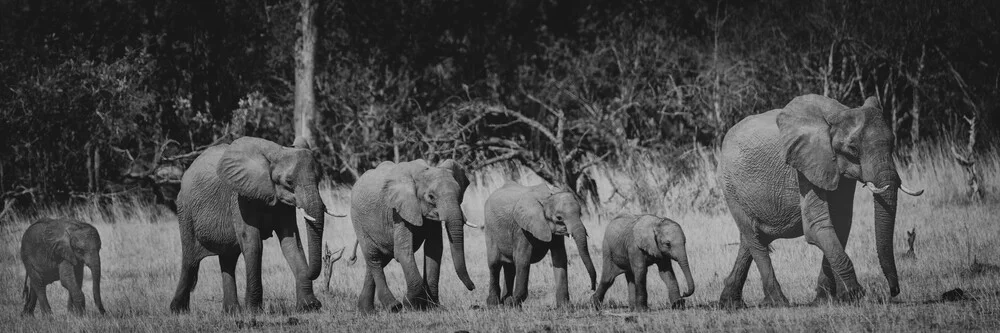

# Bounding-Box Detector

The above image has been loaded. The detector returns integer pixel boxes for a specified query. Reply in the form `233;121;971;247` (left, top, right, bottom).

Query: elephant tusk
298;207;317;222
325;209;348;218
465;221;483;229
863;182;890;194
900;184;924;196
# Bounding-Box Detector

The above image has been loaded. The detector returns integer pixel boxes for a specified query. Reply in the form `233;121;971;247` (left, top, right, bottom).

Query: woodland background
1;0;998;208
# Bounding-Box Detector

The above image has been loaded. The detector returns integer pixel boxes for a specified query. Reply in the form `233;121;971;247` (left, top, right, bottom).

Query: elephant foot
502;297;523;309
590;295;602;311
169;299;190;314
718;296;746;310
671;299;687;310
296;297;322;312
835;287;866;303
387;302;404;313
759;294;790;308
223;302;242;314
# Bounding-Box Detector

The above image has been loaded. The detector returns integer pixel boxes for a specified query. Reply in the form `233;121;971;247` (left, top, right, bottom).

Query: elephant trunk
445;217;476;291
297;185;326;281
871;168;900;297
571;228;597;290
86;253;106;314
675;247;696;297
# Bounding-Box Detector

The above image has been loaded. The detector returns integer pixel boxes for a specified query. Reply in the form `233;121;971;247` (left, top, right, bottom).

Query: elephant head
57;223;106;314
384;159;476;291
635;217;695;297
776;94;923;296
515;187;598;290
217;136;326;280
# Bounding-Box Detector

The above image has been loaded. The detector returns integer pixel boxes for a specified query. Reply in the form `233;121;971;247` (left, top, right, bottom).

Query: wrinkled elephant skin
717;94;922;308
169;136;326;313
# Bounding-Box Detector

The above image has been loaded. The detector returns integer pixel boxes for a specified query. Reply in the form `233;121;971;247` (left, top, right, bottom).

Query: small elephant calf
21;217;106;315
592;214;694;311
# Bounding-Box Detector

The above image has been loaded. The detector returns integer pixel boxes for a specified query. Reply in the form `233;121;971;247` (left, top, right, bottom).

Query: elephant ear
218;139;278;205
48;225;79;265
437;159;470;203
386;170;423;226
776;104;841;191
515;198;552;242
634;217;661;257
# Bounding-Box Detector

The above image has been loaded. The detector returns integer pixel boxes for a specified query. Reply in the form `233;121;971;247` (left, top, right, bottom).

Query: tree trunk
909;44;926;147
294;0;318;144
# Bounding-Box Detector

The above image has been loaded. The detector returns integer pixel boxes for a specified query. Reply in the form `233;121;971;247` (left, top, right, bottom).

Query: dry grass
2;141;1000;332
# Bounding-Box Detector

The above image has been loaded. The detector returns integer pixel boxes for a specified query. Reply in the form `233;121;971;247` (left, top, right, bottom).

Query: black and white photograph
1;0;998;331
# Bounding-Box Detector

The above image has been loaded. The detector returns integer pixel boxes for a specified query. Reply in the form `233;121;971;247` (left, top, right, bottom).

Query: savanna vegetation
2;0;999;331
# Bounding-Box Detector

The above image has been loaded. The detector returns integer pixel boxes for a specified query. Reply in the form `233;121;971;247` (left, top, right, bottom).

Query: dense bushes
1;0;997;204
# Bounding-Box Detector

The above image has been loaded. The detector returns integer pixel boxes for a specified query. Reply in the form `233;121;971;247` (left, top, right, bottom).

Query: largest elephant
351;159;477;313
169;136;327;313
718;94;923;307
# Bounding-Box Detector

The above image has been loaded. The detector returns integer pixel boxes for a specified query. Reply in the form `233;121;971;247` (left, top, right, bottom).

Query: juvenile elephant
21;217;106;315
169;136;327;313
484;182;597;309
351;159;477;313
718;94;923;307
591;215;694;311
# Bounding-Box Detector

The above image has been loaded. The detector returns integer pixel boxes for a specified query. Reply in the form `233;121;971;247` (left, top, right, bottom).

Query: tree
294;0;320;144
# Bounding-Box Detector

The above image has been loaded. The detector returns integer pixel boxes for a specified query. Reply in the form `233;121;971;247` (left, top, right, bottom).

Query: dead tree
442;100;610;200
294;0;319;145
320;242;344;292
951;115;982;201
901;228;916;260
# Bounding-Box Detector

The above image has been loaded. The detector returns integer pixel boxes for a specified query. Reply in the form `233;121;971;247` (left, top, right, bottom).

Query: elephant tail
22;275;29;301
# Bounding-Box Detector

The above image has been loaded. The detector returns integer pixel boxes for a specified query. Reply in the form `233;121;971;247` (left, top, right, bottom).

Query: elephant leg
33;278;52;314
59;262;85;314
719;216;754;309
219;252;241;313
815;179;855;303
630;261;649;311
358;267;377;314
487;259;502;306
800;176;863;302
22;278;38;315
508;241;533;307
170;216;210;313
393;223;431;309
657;260;684;309
550;236;570;309
276;223;321;311
375;259;400;311
422;220;443;305
748;235;789;307
592;257;623;311
500;263;515;304
239;228;264;312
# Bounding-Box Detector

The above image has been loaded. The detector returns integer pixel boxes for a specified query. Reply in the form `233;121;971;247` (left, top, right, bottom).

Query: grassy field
2;142;1000;332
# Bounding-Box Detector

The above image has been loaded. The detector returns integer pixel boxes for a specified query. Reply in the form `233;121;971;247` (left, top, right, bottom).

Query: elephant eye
427;193;436;202
555;215;564;222
844;144;860;158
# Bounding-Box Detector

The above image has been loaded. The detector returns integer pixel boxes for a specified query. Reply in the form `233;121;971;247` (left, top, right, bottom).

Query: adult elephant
169;136;327;313
351;159;477;313
718;94;923;308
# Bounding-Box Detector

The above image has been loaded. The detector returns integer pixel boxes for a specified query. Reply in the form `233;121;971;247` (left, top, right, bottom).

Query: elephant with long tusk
717;94;924;308
169;136;327;313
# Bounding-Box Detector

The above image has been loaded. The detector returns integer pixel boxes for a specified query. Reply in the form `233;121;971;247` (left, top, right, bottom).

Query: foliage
1;0;998;200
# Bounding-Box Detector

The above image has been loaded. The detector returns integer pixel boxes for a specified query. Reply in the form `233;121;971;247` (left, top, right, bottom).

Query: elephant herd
19;94;923;316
